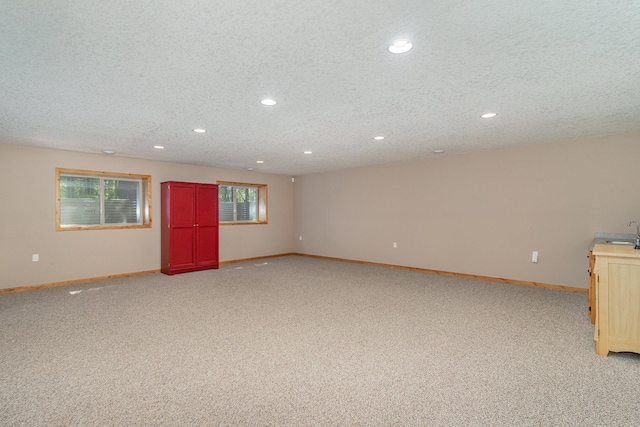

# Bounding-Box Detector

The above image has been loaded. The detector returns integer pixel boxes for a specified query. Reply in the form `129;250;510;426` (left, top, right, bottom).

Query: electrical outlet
532;251;538;263
393;242;397;248
32;254;39;262
299;236;302;241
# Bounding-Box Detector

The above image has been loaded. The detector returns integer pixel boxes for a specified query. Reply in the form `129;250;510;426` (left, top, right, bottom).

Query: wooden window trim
217;180;268;225
56;168;152;231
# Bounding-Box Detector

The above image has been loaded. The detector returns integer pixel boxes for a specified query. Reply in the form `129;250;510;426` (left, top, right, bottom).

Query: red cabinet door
195;184;219;267
169;183;196;270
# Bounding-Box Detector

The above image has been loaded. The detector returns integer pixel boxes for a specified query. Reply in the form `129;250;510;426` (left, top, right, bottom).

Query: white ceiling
2;1;640;175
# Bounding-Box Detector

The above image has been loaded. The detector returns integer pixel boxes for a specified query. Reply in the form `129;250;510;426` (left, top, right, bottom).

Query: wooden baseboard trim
0;254;295;295
219;253;297;266
1;252;587;295
0;269;161;295
291;253;587;293
0;253;297;294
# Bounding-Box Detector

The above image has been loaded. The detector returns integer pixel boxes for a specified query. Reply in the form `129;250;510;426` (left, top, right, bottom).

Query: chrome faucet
629;221;640;249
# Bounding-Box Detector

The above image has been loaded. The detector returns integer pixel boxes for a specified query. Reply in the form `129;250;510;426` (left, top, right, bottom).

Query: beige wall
0;143;295;289
293;132;640;289
3;132;640;291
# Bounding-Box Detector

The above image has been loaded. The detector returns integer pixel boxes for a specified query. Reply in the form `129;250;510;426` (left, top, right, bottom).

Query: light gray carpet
1;255;639;426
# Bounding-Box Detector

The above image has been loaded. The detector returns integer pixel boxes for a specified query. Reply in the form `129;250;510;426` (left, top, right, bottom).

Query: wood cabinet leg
595;340;608;356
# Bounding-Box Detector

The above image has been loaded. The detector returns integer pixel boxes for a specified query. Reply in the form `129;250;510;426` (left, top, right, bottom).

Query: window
217;181;268;224
56;168;151;230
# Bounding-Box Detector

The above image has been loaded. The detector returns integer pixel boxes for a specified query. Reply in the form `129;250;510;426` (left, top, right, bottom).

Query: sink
593;233;638;249
606;240;634;245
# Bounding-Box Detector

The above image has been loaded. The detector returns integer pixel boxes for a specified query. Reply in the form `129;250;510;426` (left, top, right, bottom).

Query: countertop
589;233;637;251
592;243;640;258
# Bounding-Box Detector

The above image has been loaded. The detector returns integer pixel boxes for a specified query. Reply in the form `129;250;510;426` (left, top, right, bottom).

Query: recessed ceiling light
193;128;207;133
480;112;497;119
102;150;115;155
256;160;264;164
433;149;445;154
389;40;412;54
247;167;255;171
261;98;277;106
374;136;385;140
154;145;164;149
304;151;312;154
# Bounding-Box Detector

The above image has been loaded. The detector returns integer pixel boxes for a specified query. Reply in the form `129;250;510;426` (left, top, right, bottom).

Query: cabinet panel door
195;185;218;226
171;184;195;227
196;226;218;266
171;227;196;269
169;183;196;270
195;184;218;266
608;262;640;345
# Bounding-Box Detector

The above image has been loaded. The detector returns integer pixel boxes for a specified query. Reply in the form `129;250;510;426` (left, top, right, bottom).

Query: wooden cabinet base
161;264;219;276
593;244;640;357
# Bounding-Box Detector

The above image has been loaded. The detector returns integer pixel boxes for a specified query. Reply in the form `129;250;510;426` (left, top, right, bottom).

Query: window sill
219;221;268;226
57;224;151;231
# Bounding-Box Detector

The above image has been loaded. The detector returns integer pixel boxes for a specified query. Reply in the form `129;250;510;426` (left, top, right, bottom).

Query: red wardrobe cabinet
161;181;219;275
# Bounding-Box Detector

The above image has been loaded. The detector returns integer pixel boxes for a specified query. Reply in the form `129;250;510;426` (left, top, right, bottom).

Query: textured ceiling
1;1;640;175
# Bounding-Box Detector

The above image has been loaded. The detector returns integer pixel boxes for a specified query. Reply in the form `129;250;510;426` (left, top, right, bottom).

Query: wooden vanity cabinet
161;181;219;275
592;244;640;356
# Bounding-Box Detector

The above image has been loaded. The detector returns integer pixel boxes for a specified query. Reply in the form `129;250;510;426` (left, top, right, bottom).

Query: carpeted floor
1;255;639;426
